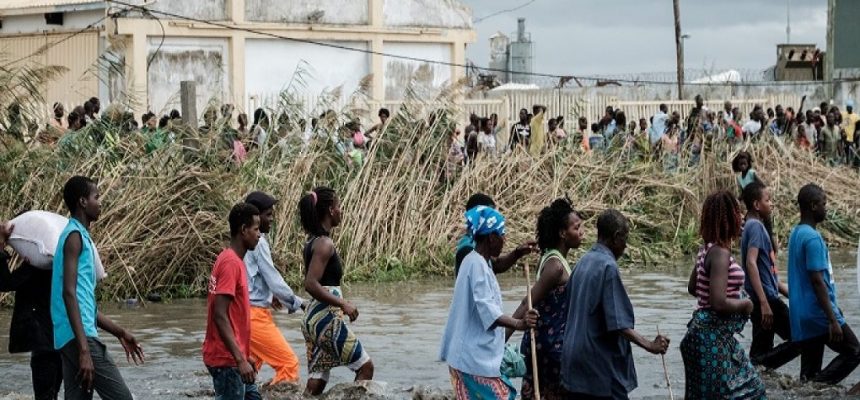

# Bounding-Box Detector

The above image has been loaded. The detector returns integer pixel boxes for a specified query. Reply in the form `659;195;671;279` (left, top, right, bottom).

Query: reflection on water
0;251;857;399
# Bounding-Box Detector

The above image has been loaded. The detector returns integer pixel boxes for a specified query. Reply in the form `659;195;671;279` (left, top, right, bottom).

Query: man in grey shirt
244;191;305;385
561;210;669;399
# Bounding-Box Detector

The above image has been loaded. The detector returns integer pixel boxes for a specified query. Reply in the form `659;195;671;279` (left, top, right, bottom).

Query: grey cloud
463;0;827;76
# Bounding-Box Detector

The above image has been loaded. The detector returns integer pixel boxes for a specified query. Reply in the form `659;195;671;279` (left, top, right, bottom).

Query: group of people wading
0;182;372;400
203;187;373;399
439;183;858;400
1;177;857;400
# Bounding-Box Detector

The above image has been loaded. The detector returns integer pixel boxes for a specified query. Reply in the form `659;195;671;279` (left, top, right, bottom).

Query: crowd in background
446;95;860;176
2;94;859;178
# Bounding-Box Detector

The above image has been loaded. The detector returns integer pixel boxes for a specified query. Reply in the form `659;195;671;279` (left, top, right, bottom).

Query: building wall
777;68;815;82
0;9;104;34
383;42;452;100
146;37;229;115
108;0;474;118
383;0;471;29
123;0;226;21
245;39;370;106
0;30;99;106
832;0;860;70
827;0;860;94
245;0;368;24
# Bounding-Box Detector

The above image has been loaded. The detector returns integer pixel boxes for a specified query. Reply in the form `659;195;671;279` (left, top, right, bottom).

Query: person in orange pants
244;192;306;385
249;307;300;384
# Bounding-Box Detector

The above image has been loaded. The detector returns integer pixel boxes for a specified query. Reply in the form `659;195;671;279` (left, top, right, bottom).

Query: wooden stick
525;263;540;400
657;325;674;400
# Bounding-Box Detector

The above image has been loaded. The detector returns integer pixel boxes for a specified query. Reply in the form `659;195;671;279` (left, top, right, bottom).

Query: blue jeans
207;367;261;400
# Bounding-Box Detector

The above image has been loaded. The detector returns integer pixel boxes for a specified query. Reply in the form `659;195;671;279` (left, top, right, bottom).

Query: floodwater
0;250;858;399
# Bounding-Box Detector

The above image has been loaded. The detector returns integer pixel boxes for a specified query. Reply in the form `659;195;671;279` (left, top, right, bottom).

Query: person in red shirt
203;203;262;400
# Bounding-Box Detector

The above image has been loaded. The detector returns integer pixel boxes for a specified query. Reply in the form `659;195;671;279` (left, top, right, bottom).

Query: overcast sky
461;0;828;78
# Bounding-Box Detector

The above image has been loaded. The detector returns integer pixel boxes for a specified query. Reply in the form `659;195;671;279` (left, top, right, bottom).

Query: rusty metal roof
0;0;103;12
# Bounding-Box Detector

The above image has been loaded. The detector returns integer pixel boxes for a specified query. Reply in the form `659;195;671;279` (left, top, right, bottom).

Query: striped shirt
695;243;746;310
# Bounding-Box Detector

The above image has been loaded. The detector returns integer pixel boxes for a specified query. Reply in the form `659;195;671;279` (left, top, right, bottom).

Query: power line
474;0;537;23
104;0;860;88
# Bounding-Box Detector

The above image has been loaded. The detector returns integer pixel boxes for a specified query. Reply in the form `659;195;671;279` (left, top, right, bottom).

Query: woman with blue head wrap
454;194;536;277
440;206;539;400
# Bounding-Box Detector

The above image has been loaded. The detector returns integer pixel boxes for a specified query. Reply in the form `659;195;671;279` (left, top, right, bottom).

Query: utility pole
786;0;791;43
180;81;198;130
673;0;684;100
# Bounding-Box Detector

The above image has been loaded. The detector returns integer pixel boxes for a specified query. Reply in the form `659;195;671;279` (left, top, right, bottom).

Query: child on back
732;151;760;195
741;182;800;369
788;184;860;384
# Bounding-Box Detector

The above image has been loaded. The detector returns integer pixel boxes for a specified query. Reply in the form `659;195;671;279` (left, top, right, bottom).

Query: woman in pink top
681;191;765;399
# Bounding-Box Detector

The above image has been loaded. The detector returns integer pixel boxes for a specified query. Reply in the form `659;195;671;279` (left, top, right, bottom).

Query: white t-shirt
478;132;497;153
742;120;762;135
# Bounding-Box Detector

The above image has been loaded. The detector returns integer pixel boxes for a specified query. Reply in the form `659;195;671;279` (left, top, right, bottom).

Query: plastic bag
500;343;526;378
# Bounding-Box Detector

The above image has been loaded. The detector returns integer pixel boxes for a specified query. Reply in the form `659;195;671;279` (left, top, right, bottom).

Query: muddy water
0;251;858;399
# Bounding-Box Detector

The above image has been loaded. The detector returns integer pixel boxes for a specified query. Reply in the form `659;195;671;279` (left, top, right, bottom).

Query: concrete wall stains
147;37;228;116
245;39;369;103
245;0;368;25
126;0;226;21
384;0;472;29
384;42;452;100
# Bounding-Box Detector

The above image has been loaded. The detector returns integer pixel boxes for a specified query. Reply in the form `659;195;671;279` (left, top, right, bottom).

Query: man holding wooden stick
560;209;668;400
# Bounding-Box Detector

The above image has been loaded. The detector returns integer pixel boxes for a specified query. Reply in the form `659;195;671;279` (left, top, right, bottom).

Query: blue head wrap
464;206;506;238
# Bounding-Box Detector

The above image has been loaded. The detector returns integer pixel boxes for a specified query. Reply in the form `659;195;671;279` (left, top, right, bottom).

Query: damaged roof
0;0;103;14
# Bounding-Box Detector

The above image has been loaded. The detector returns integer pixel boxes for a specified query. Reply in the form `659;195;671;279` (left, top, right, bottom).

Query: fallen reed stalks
1;97;857;302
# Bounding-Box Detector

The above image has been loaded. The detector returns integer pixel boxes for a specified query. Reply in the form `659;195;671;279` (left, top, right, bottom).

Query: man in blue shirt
788;184;860;384
648;104;669;147
741;182;800;369
52;176;145;399
561;210;668;399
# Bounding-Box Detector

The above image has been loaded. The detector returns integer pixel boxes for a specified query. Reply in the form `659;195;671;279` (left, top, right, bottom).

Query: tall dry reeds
1;90;858;302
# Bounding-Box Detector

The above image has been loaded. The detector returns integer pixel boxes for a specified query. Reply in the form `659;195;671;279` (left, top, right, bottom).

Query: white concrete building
0;0;476;118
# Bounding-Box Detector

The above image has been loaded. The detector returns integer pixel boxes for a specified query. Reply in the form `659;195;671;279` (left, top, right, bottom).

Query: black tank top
303;236;343;286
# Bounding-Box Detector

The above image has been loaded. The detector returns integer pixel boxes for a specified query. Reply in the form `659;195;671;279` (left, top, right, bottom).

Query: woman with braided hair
507;198;583;399
298;187;373;395
681;191;766;399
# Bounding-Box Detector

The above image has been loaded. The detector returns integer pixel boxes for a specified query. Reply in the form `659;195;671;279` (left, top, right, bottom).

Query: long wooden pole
657;325;674;400
525;263;540;400
673;0;684;100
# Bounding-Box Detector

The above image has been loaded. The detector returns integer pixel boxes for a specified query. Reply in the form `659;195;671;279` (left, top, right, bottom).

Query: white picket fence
243;90;802;131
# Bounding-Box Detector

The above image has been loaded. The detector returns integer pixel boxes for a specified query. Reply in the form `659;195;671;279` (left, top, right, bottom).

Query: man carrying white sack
51;176;145;400
0;220;63;400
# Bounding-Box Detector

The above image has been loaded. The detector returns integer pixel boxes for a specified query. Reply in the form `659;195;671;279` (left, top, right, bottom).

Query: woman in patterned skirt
508;197;583;399
682;191;766;399
298;187;373;395
440;205;539;400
